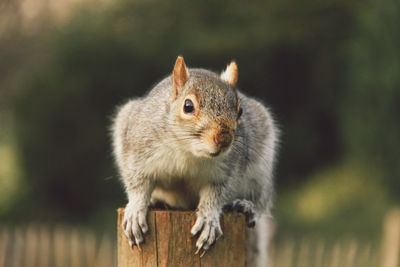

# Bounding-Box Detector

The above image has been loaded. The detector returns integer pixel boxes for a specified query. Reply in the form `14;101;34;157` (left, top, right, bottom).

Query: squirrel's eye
183;99;195;113
238;107;243;119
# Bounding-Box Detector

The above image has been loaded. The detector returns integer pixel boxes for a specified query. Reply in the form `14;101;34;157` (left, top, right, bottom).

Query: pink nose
213;131;233;149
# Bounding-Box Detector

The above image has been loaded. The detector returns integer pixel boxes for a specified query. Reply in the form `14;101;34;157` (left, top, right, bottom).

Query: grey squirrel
112;56;278;266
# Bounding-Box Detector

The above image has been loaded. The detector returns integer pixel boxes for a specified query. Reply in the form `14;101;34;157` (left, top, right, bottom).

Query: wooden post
117;208;246;267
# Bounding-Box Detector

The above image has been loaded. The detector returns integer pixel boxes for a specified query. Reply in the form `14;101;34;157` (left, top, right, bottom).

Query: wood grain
117;209;246;267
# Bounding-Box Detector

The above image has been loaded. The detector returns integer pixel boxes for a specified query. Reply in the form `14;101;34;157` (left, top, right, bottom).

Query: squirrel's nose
213;130;233;149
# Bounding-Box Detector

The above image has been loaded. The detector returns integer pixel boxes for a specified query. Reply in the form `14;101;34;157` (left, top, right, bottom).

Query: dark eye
238;107;243;119
184;99;194;113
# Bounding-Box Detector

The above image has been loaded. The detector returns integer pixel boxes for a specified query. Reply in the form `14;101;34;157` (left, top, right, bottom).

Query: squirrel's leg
122;176;154;248
191;183;226;255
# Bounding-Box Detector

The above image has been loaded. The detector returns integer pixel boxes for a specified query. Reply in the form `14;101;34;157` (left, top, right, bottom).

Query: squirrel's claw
200;250;207;258
194;247;209;257
194;248;207;257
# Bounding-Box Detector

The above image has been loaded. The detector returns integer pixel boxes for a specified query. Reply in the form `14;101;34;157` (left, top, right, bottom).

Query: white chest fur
139;142;220;182
140;145;219;209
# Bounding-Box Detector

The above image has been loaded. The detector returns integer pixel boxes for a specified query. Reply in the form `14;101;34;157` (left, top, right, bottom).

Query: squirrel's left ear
172;56;189;100
220;61;238;87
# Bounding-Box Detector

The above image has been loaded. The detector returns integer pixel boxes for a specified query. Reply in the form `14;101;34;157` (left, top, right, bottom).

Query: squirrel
112;56;278;266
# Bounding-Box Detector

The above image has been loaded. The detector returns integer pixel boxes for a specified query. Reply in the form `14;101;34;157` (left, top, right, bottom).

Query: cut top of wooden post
117;208;246;267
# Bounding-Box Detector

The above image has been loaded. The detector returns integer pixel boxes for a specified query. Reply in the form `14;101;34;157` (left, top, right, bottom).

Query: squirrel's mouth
209;150;222;157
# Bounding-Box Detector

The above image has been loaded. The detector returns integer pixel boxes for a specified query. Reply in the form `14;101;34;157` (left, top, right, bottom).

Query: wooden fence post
117;208;246;267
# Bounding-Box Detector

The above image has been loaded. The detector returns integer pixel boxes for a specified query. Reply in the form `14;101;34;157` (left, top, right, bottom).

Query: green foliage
344;0;400;200
277;162;388;239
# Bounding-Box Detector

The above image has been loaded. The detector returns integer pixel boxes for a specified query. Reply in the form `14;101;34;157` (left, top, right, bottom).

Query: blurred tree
344;0;400;200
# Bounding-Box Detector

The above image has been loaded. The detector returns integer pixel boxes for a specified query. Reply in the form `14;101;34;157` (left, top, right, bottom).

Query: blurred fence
0;225;115;267
270;238;377;267
0;210;399;267
269;210;400;267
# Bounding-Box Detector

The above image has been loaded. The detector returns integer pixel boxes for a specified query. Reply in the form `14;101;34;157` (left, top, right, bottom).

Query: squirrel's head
169;56;242;159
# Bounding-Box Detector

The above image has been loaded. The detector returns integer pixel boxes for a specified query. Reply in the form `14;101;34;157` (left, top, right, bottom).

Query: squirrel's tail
246;216;274;267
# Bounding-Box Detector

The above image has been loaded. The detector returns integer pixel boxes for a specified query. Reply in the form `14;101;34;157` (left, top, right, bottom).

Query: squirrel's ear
220;61;238;87
172;56;189;100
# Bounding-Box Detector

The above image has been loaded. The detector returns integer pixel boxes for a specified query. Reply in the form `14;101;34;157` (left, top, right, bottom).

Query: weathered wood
118;208;246;267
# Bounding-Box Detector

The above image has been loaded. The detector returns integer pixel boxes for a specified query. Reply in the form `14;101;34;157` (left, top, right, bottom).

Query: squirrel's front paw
191;210;223;256
122;203;149;249
229;199;257;228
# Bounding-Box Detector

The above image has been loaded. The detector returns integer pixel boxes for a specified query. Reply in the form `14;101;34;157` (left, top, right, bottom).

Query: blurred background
0;0;399;265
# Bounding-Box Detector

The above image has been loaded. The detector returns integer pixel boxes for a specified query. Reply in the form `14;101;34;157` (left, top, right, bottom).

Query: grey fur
111;60;279;266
